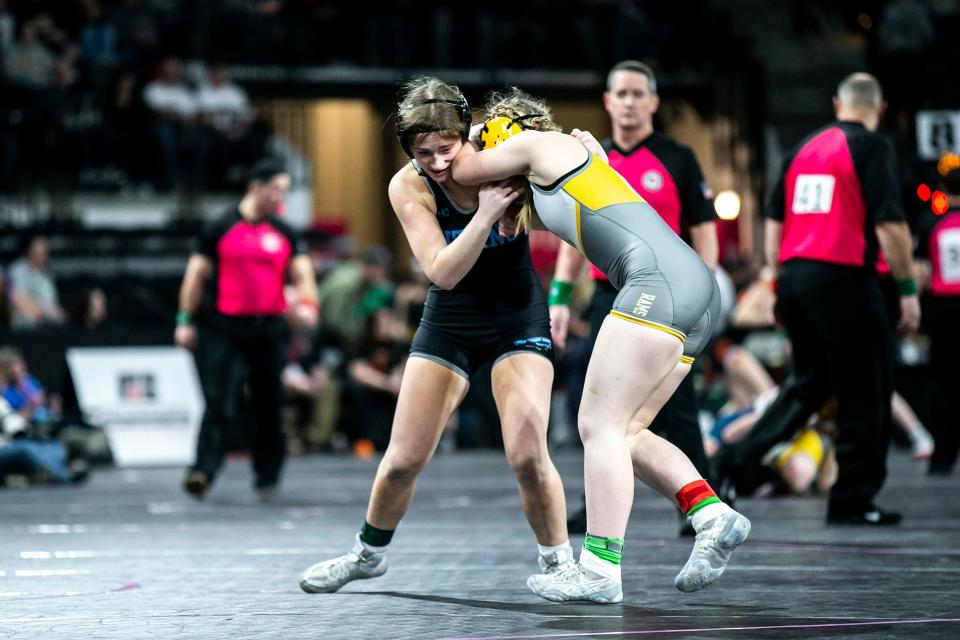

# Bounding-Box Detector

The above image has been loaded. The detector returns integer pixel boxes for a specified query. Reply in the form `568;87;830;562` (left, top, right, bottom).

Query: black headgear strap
396;96;471;157
509;114;543;129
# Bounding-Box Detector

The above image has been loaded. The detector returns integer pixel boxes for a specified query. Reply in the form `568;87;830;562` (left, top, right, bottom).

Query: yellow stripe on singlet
609;310;686;343
680;355;695;365
562;156;645;211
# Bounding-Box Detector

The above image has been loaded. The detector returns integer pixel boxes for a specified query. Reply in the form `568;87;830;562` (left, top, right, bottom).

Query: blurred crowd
0;0;269;200
0;0;766;205
0;0;736;70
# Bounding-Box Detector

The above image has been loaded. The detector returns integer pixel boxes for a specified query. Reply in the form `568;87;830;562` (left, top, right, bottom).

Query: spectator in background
197;63;263;189
316;246;394;351
77;0;117;87
70;286;109;330
305;247;395;453
0;357;85;486
142;57;200;192
0;347;51;426
340;298;407;455
0;391;67;485
281;327;339;454
8;235;66;329
3;21;57;90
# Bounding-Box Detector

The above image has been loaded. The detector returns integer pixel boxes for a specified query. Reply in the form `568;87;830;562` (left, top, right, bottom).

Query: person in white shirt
8;236;65;329
142;57;200;192
196;64;263;189
197;64;262;187
197;64;251;138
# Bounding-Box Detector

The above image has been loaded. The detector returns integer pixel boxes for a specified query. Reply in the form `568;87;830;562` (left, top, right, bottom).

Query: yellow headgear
775;428;825;470
479;117;523;150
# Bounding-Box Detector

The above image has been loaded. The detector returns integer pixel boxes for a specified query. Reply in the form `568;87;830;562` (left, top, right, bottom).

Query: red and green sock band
676;479;721;517
584;533;624;565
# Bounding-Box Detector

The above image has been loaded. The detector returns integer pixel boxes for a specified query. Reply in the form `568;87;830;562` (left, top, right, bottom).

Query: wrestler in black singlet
409;172;553;378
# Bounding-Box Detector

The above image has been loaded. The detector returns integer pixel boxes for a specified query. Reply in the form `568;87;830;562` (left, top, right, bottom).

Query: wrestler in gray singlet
532;152;720;360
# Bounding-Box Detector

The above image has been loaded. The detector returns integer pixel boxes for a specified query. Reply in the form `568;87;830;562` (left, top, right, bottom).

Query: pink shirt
197;210;304;316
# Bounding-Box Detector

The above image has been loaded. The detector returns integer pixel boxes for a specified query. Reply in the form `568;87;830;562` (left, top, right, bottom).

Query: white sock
580;545;622;582
356;534;387;554
539;541;574;568
538;540;573;556
690;502;732;533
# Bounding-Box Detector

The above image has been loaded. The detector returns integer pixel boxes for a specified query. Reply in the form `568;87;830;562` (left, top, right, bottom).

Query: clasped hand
478;178;526;237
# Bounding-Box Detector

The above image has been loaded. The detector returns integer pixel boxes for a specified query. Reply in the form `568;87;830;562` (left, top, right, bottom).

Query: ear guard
479;117;523;150
396;95;471;157
478;114;544;150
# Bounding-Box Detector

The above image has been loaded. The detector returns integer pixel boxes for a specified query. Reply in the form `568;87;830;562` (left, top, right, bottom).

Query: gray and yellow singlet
532;152;719;359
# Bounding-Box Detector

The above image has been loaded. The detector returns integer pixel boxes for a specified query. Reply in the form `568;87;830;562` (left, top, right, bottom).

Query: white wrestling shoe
527;562;623;604
538;546;575;574
299;534;387;594
674;508;751;593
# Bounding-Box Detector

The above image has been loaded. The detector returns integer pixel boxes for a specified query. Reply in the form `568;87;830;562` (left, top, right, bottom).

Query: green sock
359;520;394;548
584;533;624;565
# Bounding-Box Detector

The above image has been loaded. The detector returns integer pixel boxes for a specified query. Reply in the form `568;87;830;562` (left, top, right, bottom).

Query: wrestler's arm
389;169;518;290
452;132;535;185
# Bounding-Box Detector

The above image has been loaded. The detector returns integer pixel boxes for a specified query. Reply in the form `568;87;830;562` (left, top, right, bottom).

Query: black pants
193;315;288;488
726;261;892;514
723;269;897;500
587;279;710;479
877;274;900;439
926;295;960;471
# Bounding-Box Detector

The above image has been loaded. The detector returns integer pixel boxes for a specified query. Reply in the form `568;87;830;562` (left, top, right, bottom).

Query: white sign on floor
66;347;204;467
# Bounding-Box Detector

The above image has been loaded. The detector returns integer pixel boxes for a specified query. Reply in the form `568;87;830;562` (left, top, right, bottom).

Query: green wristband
176;310;194;326
896;278;917;296
548;280;573;306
